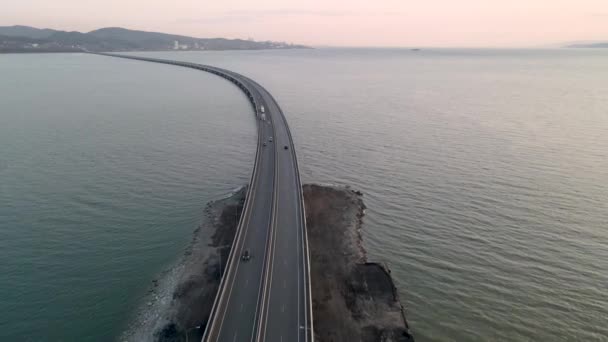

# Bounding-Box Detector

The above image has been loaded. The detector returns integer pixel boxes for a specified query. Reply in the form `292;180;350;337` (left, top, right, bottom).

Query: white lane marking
254;121;280;342
246;278;249;286
240;303;244;312
207;92;266;339
254;89;312;342
274;102;306;342
259;201;278;340
281;304;285;313
293;169;302;342
283;280;286;289
233;332;238;342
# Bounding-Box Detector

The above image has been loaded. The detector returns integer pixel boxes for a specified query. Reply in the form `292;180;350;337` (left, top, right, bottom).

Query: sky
2;0;607;47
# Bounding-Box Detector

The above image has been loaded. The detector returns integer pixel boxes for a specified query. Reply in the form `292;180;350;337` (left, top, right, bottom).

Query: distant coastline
0;25;310;53
565;42;608;48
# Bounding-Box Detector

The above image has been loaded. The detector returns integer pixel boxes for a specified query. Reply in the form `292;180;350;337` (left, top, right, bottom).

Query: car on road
242;249;251;261
284;145;289;150
269;137;273;142
263;142;267;147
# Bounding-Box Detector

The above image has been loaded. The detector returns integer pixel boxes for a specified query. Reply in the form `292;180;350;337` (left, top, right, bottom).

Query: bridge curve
91;52;314;342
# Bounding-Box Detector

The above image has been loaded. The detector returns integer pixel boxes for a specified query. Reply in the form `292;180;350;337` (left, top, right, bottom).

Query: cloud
178;9;405;24
226;9;353;17
589;12;608;17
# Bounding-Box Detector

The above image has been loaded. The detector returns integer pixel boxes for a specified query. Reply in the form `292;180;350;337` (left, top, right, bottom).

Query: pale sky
2;0;607;47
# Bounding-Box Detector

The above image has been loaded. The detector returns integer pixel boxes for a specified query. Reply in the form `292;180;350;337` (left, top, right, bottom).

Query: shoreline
120;187;246;341
0;47;312;54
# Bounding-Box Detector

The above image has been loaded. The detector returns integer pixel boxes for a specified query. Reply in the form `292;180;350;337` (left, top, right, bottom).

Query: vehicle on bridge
284;145;289;150
241;249;251;262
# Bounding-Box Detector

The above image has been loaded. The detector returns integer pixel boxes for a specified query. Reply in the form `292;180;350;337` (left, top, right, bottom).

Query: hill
0;25;58;39
0;25;309;53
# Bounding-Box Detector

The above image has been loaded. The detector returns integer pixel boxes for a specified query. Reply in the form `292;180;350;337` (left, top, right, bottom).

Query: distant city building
172;40;189;50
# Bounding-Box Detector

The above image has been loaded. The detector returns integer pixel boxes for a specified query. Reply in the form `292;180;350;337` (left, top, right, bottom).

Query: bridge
92;52;314;342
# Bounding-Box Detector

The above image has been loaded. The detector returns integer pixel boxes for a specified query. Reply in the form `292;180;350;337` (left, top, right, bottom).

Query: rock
303;184;413;342
155;323;179;342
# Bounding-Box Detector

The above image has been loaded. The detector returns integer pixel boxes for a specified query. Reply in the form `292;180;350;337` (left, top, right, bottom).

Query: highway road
92;53;313;342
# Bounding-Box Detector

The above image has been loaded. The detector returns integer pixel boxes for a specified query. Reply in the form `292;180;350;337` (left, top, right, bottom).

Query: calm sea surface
1;49;607;341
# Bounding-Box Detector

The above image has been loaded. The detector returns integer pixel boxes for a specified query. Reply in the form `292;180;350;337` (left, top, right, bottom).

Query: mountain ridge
0;25;309;52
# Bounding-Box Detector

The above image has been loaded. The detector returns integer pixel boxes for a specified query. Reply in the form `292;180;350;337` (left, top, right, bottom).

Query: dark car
242;249;251;261
284;145;289;150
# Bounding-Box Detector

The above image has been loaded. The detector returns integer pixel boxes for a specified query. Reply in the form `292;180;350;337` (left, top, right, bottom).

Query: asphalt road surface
92;53;314;342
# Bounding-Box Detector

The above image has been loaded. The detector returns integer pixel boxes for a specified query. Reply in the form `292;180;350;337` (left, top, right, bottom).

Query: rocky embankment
304;184;413;342
124;184;413;341
122;187;246;342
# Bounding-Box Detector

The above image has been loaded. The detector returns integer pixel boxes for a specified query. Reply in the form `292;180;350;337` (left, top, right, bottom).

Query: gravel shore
304;184;414;342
